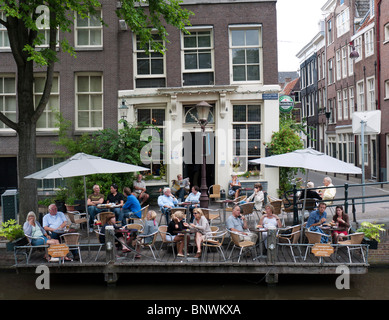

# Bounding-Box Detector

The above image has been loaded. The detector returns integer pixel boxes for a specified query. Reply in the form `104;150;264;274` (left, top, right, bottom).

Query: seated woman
228;173;241;199
256;204;282;249
189;208;212;258
331;205;350;243
246;183;264;211
23;211;60;261
99;213;131;253
134;210;159;259
166;211;190;257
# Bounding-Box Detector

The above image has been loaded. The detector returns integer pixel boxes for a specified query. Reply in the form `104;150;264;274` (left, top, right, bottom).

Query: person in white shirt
185;186;201;222
319;176;336;205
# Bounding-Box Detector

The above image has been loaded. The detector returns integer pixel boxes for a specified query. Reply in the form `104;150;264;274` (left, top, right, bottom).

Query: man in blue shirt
185;186;200;222
158;187;178;224
306;202;329;243
122;187;142;225
43;204;68;240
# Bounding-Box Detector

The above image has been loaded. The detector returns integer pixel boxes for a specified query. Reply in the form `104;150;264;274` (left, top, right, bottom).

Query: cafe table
175;228;195;261
251;227;268;260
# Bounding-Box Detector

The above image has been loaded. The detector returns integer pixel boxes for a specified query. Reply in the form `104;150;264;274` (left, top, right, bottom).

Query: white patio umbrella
250;148;362;225
25;152;150;242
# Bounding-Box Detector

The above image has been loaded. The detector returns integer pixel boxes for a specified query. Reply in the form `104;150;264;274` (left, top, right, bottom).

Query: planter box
363;238;378;250
6;237;28;252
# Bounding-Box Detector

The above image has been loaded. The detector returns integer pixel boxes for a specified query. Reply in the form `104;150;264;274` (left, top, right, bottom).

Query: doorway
182;131;215;190
0;157;18;195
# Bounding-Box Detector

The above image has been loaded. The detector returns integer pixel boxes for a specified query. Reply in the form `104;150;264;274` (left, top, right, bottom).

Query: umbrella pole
84;176;90;251
299;170;309;243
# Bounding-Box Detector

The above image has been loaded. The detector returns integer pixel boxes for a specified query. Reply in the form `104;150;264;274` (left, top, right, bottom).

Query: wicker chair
277;225;302;263
60;233;82;263
135;230;160;261
337;232;366;263
158;225;176;259
201;230;227;262
303;229;331;261
228;230;256;262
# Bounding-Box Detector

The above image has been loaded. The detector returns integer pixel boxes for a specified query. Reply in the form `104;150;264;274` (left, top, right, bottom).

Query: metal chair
15;235;48;264
135;230;160;261
201;229;227;262
201;208;221;225
304;229;331;261
337;232;366;263
66;210;88;229
228;230;257;262
94;230;105;261
158;225;176;259
208;184;221;202
132;205;149;226
59;233;82;263
277;225;302;263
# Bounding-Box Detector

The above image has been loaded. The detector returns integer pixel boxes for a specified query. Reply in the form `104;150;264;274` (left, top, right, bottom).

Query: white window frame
34;74;60;131
75;9;103;49
354;36;362;62
337;90;342;121
343;88;348;120
366;77;375;111
349;86;355;115
0;75;16;131
0;11;10;49
348;45;354;76
341;46;347;78
75;73;103;131
385;80;389;100
384;23;389;44
336;49;341;81
229;25;263;84
327;19;333;46
336;7;350;38
328;58;334;84
357;80;365;112
364;28;374;58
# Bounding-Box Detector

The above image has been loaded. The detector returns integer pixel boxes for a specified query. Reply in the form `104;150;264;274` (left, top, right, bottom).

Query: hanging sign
279;95;294;113
311;243;334;257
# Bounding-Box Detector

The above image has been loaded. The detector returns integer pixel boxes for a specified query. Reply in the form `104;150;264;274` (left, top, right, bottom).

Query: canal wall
368;234;389;264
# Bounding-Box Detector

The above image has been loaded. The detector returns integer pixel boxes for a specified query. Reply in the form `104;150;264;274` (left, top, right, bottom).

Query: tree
0;0;193;221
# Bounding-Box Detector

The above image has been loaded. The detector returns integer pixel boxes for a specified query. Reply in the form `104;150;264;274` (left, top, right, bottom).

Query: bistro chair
225;195;247;213
228;230;256;263
201;229;228;262
201;208;221;225
239;202;256;228
276;225;302;263
158;225;176;259
94;230;105;261
131;205;149;225
208;184;221;202
60;233;82;263
304;229;331;262
66;210;88;229
15;235;48;265
337;232;366;263
135;230;160;261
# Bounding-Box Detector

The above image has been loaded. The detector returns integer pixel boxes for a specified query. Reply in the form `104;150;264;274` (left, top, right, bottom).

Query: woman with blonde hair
257;204;282;249
167;210;190;257
134;210;159;258
189;208;212;258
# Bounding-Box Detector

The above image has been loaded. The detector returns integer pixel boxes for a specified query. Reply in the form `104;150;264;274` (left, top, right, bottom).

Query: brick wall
367;229;389;264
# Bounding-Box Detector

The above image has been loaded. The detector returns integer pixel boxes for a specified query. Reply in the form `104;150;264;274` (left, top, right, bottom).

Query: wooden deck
12;235;369;285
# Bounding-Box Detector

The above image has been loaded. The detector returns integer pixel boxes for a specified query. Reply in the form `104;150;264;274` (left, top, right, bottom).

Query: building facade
0;0;280;197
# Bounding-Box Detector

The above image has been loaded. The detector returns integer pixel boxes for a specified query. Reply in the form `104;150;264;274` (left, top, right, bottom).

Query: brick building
0;0;281;197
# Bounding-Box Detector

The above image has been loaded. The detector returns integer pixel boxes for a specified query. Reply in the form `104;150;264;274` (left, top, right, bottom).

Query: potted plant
0;219;27;251
357;221;386;249
65;195;79;212
38;197;54;214
55;187;68;212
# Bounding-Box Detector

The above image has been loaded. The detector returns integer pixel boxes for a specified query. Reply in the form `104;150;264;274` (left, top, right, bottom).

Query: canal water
1;267;388;300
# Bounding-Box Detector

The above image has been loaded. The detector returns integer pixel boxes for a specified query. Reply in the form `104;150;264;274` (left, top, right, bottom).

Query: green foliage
0;220;25;242
38;197;54;207
357;222;386;242
265;114;305;197
52;113;161;199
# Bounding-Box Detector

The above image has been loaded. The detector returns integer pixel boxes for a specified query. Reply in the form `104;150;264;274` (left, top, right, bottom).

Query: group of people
87;174;151;231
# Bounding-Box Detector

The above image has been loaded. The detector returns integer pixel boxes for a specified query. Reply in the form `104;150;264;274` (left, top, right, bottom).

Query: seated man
226;205;258;244
42;204;68;240
132;174;149;206
122;187;142;225
318;176;336;205
185;186;201;222
87;184;105;232
157;187;178;224
171;174;190;202
106;183;125;223
306;202;329;243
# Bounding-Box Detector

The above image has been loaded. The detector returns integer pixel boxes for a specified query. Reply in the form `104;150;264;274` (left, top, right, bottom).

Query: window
336;8;350;37
182;28;214;86
354;36;362;62
230;26;262;83
349;86;355;115
75;9;103;48
134;34;165;88
322;53;326;79
137;108;165;176
384;23;389;43
343;88;348;119
0;12;10;49
337;90;342;121
327;19;333;45
348;45;354;76
385;80;389;99
357;80;365;112
367;77;375;110
35;75;59;130
37;157;65;190
336;49;341;81
318;55;321;80
0;76;16;130
328;59;334;84
342;46;347;78
76;73;103;130
232;105;261;172
364;29;374;57
348;134;355;164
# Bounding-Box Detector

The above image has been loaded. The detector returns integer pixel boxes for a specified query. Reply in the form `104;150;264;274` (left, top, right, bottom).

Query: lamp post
196;101;211;208
118;99;129;127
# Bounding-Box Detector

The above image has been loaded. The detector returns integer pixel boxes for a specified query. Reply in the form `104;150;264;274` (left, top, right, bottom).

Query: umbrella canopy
25;152;149;180
249;147;361;174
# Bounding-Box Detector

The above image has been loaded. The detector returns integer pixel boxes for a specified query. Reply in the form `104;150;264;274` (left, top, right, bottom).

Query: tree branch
0;111;17;130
